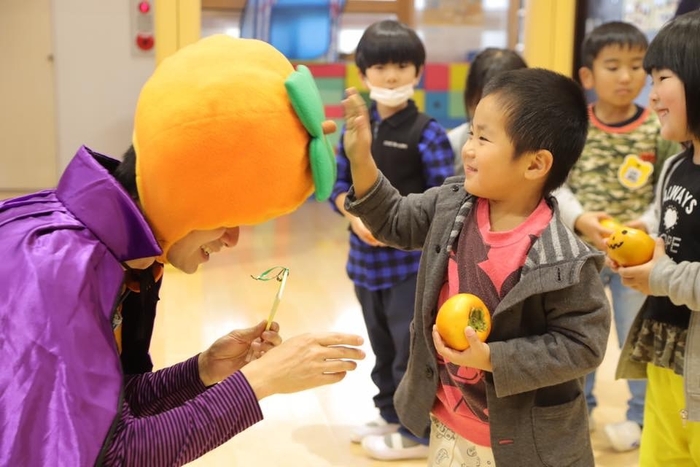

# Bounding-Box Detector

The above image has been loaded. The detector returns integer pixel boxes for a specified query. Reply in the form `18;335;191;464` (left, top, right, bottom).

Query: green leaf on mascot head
284;65;336;201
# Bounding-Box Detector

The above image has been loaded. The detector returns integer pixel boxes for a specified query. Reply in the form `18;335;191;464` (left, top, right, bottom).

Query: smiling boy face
461;94;532;201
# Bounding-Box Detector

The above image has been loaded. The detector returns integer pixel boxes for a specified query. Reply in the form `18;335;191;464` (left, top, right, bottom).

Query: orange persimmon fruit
599;218;623;237
435;293;491;350
605;226;655;267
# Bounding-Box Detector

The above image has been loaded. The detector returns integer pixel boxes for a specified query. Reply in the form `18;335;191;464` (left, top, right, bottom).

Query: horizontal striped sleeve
103;371;263;466
123;355;207;416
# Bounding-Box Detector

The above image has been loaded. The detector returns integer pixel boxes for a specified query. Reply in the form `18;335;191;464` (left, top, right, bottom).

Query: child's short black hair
354;20;425;75
580;21;648;68
464;48;527;119
644;10;700;140
482;68;589;195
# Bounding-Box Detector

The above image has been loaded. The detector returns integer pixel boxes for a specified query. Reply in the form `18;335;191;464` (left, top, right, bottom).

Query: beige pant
427;415;496;467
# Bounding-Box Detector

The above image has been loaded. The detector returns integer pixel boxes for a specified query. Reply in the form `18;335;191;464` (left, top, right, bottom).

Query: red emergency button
136;33;154;51
138;1;151;13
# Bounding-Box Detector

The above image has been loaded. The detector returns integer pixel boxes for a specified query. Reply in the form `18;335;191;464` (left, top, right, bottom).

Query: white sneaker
361;432;430;460
604;420;642;452
350;418;400;444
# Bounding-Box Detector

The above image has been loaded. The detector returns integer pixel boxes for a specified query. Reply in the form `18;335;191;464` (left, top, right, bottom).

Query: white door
0;0;58;191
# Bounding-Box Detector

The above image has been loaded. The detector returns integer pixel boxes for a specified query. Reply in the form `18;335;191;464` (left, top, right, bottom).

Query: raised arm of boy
342;88;380;198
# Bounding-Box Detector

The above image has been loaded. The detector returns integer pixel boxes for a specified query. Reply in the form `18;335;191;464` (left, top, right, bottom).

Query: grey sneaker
349;418;400;444
361;432;430;460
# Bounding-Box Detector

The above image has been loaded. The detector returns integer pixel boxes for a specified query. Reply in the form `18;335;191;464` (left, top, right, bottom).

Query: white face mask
367;83;415;107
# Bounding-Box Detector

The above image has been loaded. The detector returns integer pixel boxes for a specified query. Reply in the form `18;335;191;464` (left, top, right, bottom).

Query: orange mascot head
133;35;335;257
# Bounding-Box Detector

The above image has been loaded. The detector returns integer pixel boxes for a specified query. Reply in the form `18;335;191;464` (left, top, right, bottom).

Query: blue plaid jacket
330;101;454;291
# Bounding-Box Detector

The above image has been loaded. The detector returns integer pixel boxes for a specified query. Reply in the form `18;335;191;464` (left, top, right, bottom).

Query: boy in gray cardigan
341;68;611;466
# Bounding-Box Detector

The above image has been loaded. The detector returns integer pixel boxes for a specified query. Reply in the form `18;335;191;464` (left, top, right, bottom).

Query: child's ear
524;149;553;182
578;66;594;90
358;70;369;90
414;65;424;86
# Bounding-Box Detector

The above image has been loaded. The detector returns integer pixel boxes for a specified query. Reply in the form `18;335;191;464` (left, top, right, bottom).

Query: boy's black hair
464;48;527;119
482;68;589;195
114;145;139;201
674;0;700;18
580;21;648;68
644;10;700;140
354;20;425;75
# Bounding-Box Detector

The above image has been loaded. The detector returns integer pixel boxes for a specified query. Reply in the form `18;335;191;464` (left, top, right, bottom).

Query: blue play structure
240;0;346;61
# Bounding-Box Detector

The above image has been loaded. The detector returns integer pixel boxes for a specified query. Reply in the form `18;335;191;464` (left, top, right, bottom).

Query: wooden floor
148;199;641;467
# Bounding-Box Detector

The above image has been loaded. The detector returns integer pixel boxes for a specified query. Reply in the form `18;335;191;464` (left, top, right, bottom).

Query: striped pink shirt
102;355;263;466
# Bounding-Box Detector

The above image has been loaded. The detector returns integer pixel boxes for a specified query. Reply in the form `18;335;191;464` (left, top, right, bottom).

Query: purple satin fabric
0;146;161;466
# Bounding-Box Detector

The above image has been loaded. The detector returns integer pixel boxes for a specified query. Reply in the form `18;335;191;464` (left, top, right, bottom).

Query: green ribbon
285;65;337;201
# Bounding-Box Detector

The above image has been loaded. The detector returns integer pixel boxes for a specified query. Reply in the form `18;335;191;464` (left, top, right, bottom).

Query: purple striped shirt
103;355;263;466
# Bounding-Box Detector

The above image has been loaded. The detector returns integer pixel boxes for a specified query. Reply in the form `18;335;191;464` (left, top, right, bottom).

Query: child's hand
605;255;621;272
617;237;666;295
574;211;615;250
349;217;385;247
342;88;372;163
321;120;337;135
432;325;492;371
624;219;648;232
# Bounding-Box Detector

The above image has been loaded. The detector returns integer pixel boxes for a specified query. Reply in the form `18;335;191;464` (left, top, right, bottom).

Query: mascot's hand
239;332;365;399
198;320;282;386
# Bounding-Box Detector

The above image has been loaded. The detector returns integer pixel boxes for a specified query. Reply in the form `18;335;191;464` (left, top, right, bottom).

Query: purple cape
0;147;161;465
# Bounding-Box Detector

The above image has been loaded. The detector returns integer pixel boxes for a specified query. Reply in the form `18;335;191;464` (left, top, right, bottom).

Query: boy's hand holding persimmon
433;293;492;371
432;325;492;371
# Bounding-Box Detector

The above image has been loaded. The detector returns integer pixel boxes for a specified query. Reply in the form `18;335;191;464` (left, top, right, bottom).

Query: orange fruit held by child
435;293;491;350
605;226;655;267
599;218;623;237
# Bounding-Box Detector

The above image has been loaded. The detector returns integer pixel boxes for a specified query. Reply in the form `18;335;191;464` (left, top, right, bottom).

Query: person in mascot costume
0;35;366;467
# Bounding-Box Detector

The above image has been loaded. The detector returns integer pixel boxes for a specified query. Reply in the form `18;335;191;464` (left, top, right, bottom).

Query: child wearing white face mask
329;19;454;462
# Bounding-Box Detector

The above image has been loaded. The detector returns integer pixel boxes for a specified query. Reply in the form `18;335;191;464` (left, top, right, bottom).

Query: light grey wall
52;0;155;172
